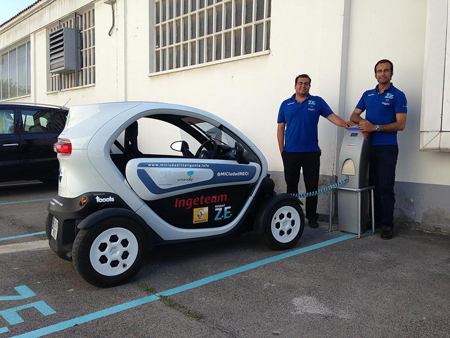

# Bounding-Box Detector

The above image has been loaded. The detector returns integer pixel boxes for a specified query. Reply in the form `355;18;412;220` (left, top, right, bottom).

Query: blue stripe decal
0;231;46;242
14;234;355;338
0;198;51;207
0;327;8;334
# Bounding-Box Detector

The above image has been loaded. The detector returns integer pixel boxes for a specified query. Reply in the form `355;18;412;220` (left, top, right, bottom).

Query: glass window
153;0;271;73
21;109;67;133
1;53;8;100
48;7;95;91
18;44;27;97
0;42;31;100
8;49;17;99
0;110;15;134
111;113;257;164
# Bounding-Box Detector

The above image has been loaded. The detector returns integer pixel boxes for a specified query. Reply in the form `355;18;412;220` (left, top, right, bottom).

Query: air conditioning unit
49;27;80;74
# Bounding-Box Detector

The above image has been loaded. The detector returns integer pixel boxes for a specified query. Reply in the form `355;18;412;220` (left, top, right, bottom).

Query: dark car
0;102;68;183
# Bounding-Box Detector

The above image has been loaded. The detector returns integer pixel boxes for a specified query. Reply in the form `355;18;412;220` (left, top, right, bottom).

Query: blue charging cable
291;175;350;198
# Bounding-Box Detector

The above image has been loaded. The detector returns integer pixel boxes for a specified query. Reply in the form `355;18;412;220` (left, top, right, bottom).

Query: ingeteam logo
175;194;227;210
96;196;115;203
178;170;195;182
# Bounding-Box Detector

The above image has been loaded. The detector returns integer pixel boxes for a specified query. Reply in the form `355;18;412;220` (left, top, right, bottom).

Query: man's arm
358;113;407;133
326;113;353;128
350;108;364;123
277;123;285;153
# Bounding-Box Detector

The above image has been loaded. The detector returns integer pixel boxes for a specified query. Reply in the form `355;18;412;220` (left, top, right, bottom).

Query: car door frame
0;107;21;182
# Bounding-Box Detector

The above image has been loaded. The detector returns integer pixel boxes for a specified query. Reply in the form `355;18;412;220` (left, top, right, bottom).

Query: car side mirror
171;140;194;157
234;142;249;164
170;141;184;152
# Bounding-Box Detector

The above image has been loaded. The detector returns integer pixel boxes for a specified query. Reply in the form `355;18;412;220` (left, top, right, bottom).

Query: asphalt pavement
0;181;449;337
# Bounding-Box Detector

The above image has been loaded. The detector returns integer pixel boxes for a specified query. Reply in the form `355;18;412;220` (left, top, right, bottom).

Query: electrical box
49;27;80;74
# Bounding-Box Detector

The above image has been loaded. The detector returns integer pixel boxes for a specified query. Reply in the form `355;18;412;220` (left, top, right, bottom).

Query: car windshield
180;117;237;149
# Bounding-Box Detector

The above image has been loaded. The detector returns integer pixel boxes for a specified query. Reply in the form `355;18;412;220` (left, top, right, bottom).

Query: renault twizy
47;102;304;287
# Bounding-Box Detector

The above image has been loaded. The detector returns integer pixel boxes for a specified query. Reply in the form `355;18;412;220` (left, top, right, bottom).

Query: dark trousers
369;145;399;227
282;151;320;221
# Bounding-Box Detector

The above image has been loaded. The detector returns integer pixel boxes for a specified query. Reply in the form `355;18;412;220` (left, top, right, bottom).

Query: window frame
420;0;450;151
0;41;31;101
151;0;271;74
48;7;96;92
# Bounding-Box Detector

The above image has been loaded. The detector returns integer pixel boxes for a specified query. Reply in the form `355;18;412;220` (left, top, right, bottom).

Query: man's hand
345;120;355;129
358;119;376;132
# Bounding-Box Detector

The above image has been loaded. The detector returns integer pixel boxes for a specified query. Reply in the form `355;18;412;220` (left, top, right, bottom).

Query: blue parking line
0;232;46;242
0;198;52;207
13;234;355;338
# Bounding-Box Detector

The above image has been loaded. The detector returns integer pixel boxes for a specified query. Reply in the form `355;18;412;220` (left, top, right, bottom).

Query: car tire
263;198;305;250
72;217;148;288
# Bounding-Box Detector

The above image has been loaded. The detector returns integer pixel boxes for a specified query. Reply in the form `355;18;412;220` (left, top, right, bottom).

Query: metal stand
335;186;375;238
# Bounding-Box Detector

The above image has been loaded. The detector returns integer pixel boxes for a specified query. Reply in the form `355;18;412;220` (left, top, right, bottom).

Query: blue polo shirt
277;94;333;152
356;83;407;146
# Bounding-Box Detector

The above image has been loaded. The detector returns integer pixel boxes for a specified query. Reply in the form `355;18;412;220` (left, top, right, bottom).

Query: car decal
135;162;257;195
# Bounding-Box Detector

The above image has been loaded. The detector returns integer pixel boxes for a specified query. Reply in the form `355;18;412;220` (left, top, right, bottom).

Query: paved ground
0;181;449;337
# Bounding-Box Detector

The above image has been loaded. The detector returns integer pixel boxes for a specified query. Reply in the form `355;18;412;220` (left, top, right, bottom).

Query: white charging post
336;127;375;238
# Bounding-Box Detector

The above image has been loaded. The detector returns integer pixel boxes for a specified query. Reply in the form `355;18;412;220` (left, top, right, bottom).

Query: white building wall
345;0;450;187
1;0;449;231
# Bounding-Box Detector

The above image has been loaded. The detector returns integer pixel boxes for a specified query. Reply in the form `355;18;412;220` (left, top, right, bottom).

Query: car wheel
263;198;305;250
72;217;148;287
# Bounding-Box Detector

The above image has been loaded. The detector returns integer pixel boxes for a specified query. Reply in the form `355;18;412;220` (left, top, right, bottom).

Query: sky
0;0;37;25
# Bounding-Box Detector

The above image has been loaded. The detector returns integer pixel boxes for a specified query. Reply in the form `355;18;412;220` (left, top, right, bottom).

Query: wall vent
49;27;80;74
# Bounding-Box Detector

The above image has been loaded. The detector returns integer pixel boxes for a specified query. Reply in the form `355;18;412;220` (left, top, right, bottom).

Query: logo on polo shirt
308;100;316;106
385;93;394;99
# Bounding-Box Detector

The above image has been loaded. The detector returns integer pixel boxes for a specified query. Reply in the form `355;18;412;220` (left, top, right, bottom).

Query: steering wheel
195;139;218;159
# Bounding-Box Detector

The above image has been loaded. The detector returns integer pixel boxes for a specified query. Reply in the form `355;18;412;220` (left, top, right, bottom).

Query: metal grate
153;0;271;73
49;8;95;91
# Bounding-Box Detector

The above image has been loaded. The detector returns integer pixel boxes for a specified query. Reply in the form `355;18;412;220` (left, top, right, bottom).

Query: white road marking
0;240;49;255
291;296;351;319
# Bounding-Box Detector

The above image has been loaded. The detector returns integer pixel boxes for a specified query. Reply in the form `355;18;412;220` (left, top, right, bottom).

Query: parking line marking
0;198;52;207
0;240;48;255
13;234;355;338
0;232;46;242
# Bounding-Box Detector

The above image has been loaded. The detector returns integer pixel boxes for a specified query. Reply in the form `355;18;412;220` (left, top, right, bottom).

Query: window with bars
153;0;271;73
0;42;31;100
49;8;95;91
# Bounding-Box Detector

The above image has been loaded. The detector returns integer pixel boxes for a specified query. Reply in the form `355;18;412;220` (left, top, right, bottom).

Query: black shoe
308;219;319;228
380;226;393;240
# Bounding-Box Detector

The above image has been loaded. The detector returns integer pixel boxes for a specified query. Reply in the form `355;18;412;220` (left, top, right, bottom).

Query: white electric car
46;102;304;287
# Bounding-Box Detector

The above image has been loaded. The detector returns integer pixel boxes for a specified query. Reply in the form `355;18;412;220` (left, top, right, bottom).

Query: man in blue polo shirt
350;59;407;240
277;74;352;228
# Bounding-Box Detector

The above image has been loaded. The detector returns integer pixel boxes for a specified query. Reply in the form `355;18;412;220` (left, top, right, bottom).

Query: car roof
0;102;68;110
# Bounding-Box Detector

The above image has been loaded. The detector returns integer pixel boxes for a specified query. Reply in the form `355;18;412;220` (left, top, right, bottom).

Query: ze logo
385;93;394;100
215;205;232;221
308;100;316;106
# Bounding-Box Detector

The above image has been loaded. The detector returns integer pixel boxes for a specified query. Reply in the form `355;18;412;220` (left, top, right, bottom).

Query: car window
0;109;15;134
21;109;67;133
137;118;196;156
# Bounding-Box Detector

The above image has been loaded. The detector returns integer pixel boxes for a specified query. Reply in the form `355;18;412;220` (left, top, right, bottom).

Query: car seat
29;122;47;132
124;121;142;160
